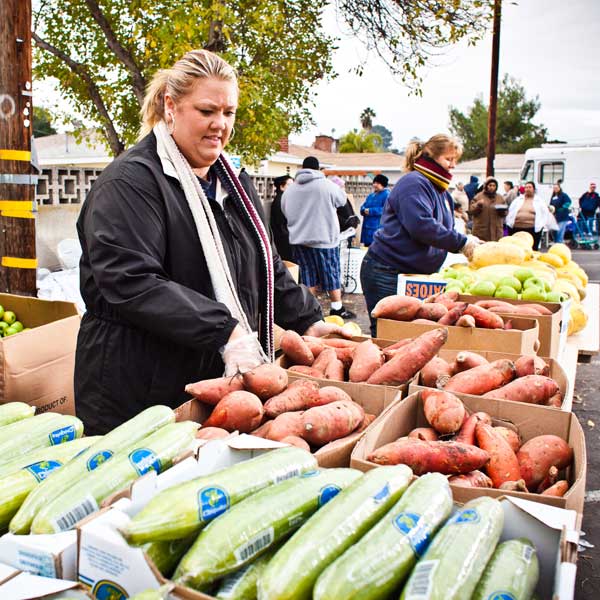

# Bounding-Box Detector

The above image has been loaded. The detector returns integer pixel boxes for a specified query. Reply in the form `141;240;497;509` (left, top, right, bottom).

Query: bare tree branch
32;32;125;156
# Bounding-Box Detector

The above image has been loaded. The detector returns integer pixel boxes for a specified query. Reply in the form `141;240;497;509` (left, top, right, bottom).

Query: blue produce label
86;450;114;471
23;460;63;483
48;425;76;445
92;580;127;600
301;469;320;478
372;483;391;503
487;593;517;600
319;484;341;506
128;448;161;476
448;507;480;525
198;486;230;521
393;512;431;557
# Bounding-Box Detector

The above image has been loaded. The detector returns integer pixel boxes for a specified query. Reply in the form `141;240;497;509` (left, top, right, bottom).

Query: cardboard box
0;294;80;415
0;564;92;599
377;316;540;355
410;348;571;410
351;391;586;513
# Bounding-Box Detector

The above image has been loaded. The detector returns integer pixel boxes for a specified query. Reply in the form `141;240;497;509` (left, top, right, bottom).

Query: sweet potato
499;479;528;492
412;318;440;325
421;389;466;435
448;470;493;488
367;328;448;386
443;359;516;395
288;365;324;378
263;379;321;417
324;357;345;381
203;390;264;433
242;364;288;400
424;290;460;307
320;338;359;349
517;435;574;489
349;340;384;383
464;304;505;329
493;426;521;453
454;412;492;446
546;392;563;408
541;480;569;497
311;347;337;374
452;351;489;373
383;341;414;361
514;355;550;378
504;320;514;330
303;339;325;358
281;330;314;366
280;435;311;451
415;303;448;322
474;299;516;310
185;375;244;406
313;414;376;457
384;338;414;352
437;303;467;325
317;386;353;405
408;427;439;442
519;303;553;315
302;400;364;446
251;421;272;438
334;347;355;368
482;374;560;405
455;314;476;328
475;422;521;488
371;295;422;320
196;427;230;441
420;357;453;387
488;305;542;317
536;465;558;493
367;438;489;475
267;411;305;441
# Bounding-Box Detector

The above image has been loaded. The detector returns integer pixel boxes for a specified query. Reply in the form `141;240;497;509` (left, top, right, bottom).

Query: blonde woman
75;50;333;434
360;134;480;335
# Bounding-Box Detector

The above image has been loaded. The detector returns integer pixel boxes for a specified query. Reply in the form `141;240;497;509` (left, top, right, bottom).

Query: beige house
452;154;525;189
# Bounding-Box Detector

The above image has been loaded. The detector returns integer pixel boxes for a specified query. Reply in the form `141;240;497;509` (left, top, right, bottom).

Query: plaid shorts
293;245;341;291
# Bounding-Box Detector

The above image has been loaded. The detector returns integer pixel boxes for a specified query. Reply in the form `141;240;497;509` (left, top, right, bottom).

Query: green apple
441;268;458;279
546;291;567;303
0;305;4;320
11;321;23;332
497;276;522;292
521;286;547;302
3;326;19;336
0;322;8;335
445;281;465;293
2;311;16;325
457;272;477;286
495;285;519;299
514;268;535;283
468;280;497;297
523;276;551;293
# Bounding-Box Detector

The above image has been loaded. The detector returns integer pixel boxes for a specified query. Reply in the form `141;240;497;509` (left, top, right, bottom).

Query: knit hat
484;176;498;188
302;156;320;170
373;174;389;187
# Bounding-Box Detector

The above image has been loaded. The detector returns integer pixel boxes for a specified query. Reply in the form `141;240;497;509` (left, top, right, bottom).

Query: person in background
269;174;294;261
451;181;469;214
506;181;552;250
328;176;360;237
360;134;481;335
578;182;600;235
549;182;572;243
469;176;507;242
282;156;356;319
360;174;390;246
503;180;518;205
464;175;480;201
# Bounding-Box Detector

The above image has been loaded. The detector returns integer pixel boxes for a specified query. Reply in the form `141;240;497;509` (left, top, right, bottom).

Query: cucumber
260;465;413;600
314;472;453;600
0;402;35;427
124;446;318;545
0;413;84;466
10;405;175;534
400;496;504;600
128;585;172;600
472;538;539;600
144;534;197;578
174;468;362;590
31;421;198;533
0;437;100;530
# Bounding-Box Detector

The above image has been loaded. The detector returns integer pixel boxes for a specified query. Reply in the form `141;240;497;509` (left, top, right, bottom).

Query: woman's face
486;181;497;193
165;77;238;176
435;149;458;171
524;183;535;197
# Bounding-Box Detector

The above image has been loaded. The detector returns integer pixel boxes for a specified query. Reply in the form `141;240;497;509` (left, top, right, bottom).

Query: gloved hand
549;205;556;214
303;320;354;339
460;234;482;261
220;331;268;377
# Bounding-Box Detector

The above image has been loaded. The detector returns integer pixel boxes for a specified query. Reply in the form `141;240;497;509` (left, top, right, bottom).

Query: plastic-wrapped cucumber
0;413;83;467
10;405;175;534
124;447;318;545
472;538;539;600
0;437;100;530
174;468;362;590
314;473;452;600
31;421;198;533
260;465;413;600
144;534;197;578
0;402;35;427
128;585;172;600
401;496;504;600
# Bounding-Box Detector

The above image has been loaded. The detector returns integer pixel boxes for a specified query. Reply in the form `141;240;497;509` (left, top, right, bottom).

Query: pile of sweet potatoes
371;291;551;329
185;364;375;452
279;327;448;386
417;350;563;408
367;389;574;497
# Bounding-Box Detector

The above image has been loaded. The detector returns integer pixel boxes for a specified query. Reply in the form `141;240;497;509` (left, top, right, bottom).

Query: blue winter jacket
368;171;467;274
550;191;572;223
360;188;390;245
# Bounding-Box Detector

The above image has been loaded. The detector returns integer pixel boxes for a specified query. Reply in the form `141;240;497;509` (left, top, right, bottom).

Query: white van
520;144;600;210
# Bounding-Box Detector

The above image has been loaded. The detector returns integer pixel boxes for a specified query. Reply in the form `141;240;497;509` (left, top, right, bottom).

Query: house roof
34;131;112;165
455;153;525;172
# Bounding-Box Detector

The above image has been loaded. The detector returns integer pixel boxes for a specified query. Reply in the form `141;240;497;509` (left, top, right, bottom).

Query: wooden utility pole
0;0;37;295
486;0;502;177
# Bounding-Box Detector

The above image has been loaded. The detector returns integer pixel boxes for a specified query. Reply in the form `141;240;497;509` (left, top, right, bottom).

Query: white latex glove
220;332;268;377
303;320;354;339
460;234;482;261
549;205;556;214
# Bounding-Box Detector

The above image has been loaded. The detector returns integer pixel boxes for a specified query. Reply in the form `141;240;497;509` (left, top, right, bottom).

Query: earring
166;112;175;135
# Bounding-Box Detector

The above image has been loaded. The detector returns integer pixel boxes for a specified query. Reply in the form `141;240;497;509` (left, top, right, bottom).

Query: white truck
520;144;600;210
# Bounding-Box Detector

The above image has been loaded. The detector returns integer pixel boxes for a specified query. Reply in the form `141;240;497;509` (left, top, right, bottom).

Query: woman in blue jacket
549;182;572;243
360;174;390;246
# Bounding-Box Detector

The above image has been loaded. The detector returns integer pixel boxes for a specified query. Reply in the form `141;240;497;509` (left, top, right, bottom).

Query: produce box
0;563;92;599
0;294;80;415
377;316;539;355
409;349;571;410
351;391;586;513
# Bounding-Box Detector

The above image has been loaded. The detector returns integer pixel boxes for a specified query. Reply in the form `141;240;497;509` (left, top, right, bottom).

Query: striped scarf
414;156;453;191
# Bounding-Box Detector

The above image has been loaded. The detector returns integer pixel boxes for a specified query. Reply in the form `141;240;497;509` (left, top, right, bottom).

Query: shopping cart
339;228;364;294
569;214;600;250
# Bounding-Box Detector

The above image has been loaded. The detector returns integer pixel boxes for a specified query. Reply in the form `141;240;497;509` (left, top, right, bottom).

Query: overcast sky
292;0;600;150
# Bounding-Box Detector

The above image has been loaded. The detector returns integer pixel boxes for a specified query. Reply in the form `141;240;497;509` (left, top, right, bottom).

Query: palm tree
338;129;383;153
360;107;376;131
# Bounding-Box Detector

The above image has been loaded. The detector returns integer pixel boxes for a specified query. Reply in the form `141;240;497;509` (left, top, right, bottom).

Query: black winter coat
75;133;321;434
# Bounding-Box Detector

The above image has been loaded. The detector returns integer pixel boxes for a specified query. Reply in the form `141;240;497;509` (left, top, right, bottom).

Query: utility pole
0;0;37;295
486;0;502;178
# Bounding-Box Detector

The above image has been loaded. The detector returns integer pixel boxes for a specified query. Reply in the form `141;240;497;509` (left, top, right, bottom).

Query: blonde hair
139;49;238;139
404;134;463;172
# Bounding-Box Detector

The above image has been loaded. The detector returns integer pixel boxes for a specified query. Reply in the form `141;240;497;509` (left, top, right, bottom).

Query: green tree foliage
33;106;57;138
338;129;383;153
449;75;549;160
371;124;393;151
360;107;376;130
